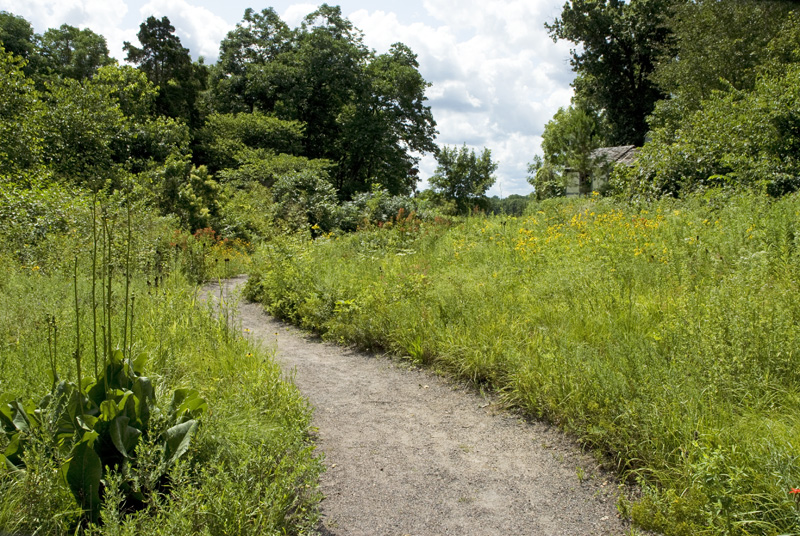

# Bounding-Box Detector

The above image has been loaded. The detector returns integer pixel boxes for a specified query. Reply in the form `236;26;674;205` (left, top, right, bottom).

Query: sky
2;0;576;196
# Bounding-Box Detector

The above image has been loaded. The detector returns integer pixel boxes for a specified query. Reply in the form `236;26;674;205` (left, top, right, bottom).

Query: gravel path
210;277;632;536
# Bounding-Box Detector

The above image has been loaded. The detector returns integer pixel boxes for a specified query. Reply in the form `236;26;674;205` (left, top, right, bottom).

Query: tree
429;145;497;214
40;77;125;190
154;154;221;230
124;16;206;128
527;157;565;200
196;111;305;173
547;0;677;146
212;7;294;114
649;0;795;137
93;65;190;174
620;63;800;198
529;104;604;198
209;5;437;198
0;47;44;182
35;24;114;81
336;42;437;197
0;11;34;60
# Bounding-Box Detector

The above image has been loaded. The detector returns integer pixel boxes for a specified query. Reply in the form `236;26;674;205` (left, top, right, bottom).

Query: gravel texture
209;277;634;536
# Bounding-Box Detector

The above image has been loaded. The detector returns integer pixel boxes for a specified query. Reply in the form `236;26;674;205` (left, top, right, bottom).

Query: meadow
0;196;322;535
246;191;800;536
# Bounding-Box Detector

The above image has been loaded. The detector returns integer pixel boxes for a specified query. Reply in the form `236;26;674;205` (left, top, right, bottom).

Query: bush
621;64;800;199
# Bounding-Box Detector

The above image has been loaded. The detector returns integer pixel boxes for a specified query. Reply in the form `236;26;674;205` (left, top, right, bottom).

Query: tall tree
0;11;34;60
124;16;205;128
649;0;795;136
547;0;677;146
0;47;44;182
429;145;497;214
210;5;437;198
213;7;294;114
336;43;437;197
36;24;114;81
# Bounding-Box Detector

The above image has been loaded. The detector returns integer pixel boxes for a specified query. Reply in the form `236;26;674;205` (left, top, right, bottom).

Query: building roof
591;145;638;166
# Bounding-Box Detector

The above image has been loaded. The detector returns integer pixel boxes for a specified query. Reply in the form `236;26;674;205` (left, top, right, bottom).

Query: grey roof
591;145;638;166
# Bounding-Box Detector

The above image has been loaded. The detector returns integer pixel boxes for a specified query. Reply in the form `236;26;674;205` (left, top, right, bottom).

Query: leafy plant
1;320;206;526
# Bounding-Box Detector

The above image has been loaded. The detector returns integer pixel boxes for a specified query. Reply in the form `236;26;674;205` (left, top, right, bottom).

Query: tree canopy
547;0;677;146
36;24;114;81
210;5;437;198
124;16;206;128
529;104;604;199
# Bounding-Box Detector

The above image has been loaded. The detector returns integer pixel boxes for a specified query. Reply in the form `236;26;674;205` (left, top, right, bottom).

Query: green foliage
41;77;125;189
487;194;533;216
334;42;438;197
197;111;305;173
0;195;322;534
271;169;339;232
124;16;206;128
1;351;207;524
210;5;436;198
146;155;221;231
547;0;677;145
0;11;35;61
620;63;800;198
651;0;794;131
35;24;114;82
212;7;293;114
527;156;566;200
336;185;424;231
0;48;45;182
247;192;800;536
529;105;604;198
429;144;497;214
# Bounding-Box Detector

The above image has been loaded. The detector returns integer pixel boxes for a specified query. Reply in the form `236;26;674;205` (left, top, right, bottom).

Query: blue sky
2;0;576;196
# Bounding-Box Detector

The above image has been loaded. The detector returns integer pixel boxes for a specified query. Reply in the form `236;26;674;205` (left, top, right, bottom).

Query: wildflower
246;353;253;357
244;328;251;333
791;488;800;494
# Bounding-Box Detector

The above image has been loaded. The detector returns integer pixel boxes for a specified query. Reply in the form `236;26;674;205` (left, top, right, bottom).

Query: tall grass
0;197;321;535
246;191;800;536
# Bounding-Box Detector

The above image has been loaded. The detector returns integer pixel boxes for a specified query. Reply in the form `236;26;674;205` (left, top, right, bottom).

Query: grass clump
246;190;800;535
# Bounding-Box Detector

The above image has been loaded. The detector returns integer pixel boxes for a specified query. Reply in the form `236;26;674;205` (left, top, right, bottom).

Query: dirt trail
210;276;631;535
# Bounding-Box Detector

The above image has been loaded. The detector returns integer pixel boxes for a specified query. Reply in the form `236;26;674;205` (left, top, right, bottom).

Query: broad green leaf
85;379;106;408
132;352;148;375
0;453;20;472
4;433;21;466
76;414;98;432
0;394;15;432
163;419;198;466
109;416;141;459
63;438;102;523
99;399;120;422
132;377;153;427
9;400;32;433
169;389;207;422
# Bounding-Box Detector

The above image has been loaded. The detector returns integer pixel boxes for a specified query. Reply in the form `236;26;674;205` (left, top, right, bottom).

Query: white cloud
0;0;129;31
350;1;573;195
281;4;320;28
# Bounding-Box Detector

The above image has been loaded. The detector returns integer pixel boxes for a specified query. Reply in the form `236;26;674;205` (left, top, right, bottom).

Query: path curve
212;276;631;536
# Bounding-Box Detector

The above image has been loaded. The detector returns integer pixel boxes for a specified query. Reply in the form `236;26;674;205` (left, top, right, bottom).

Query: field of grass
246;191;800;535
0;199;321;535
